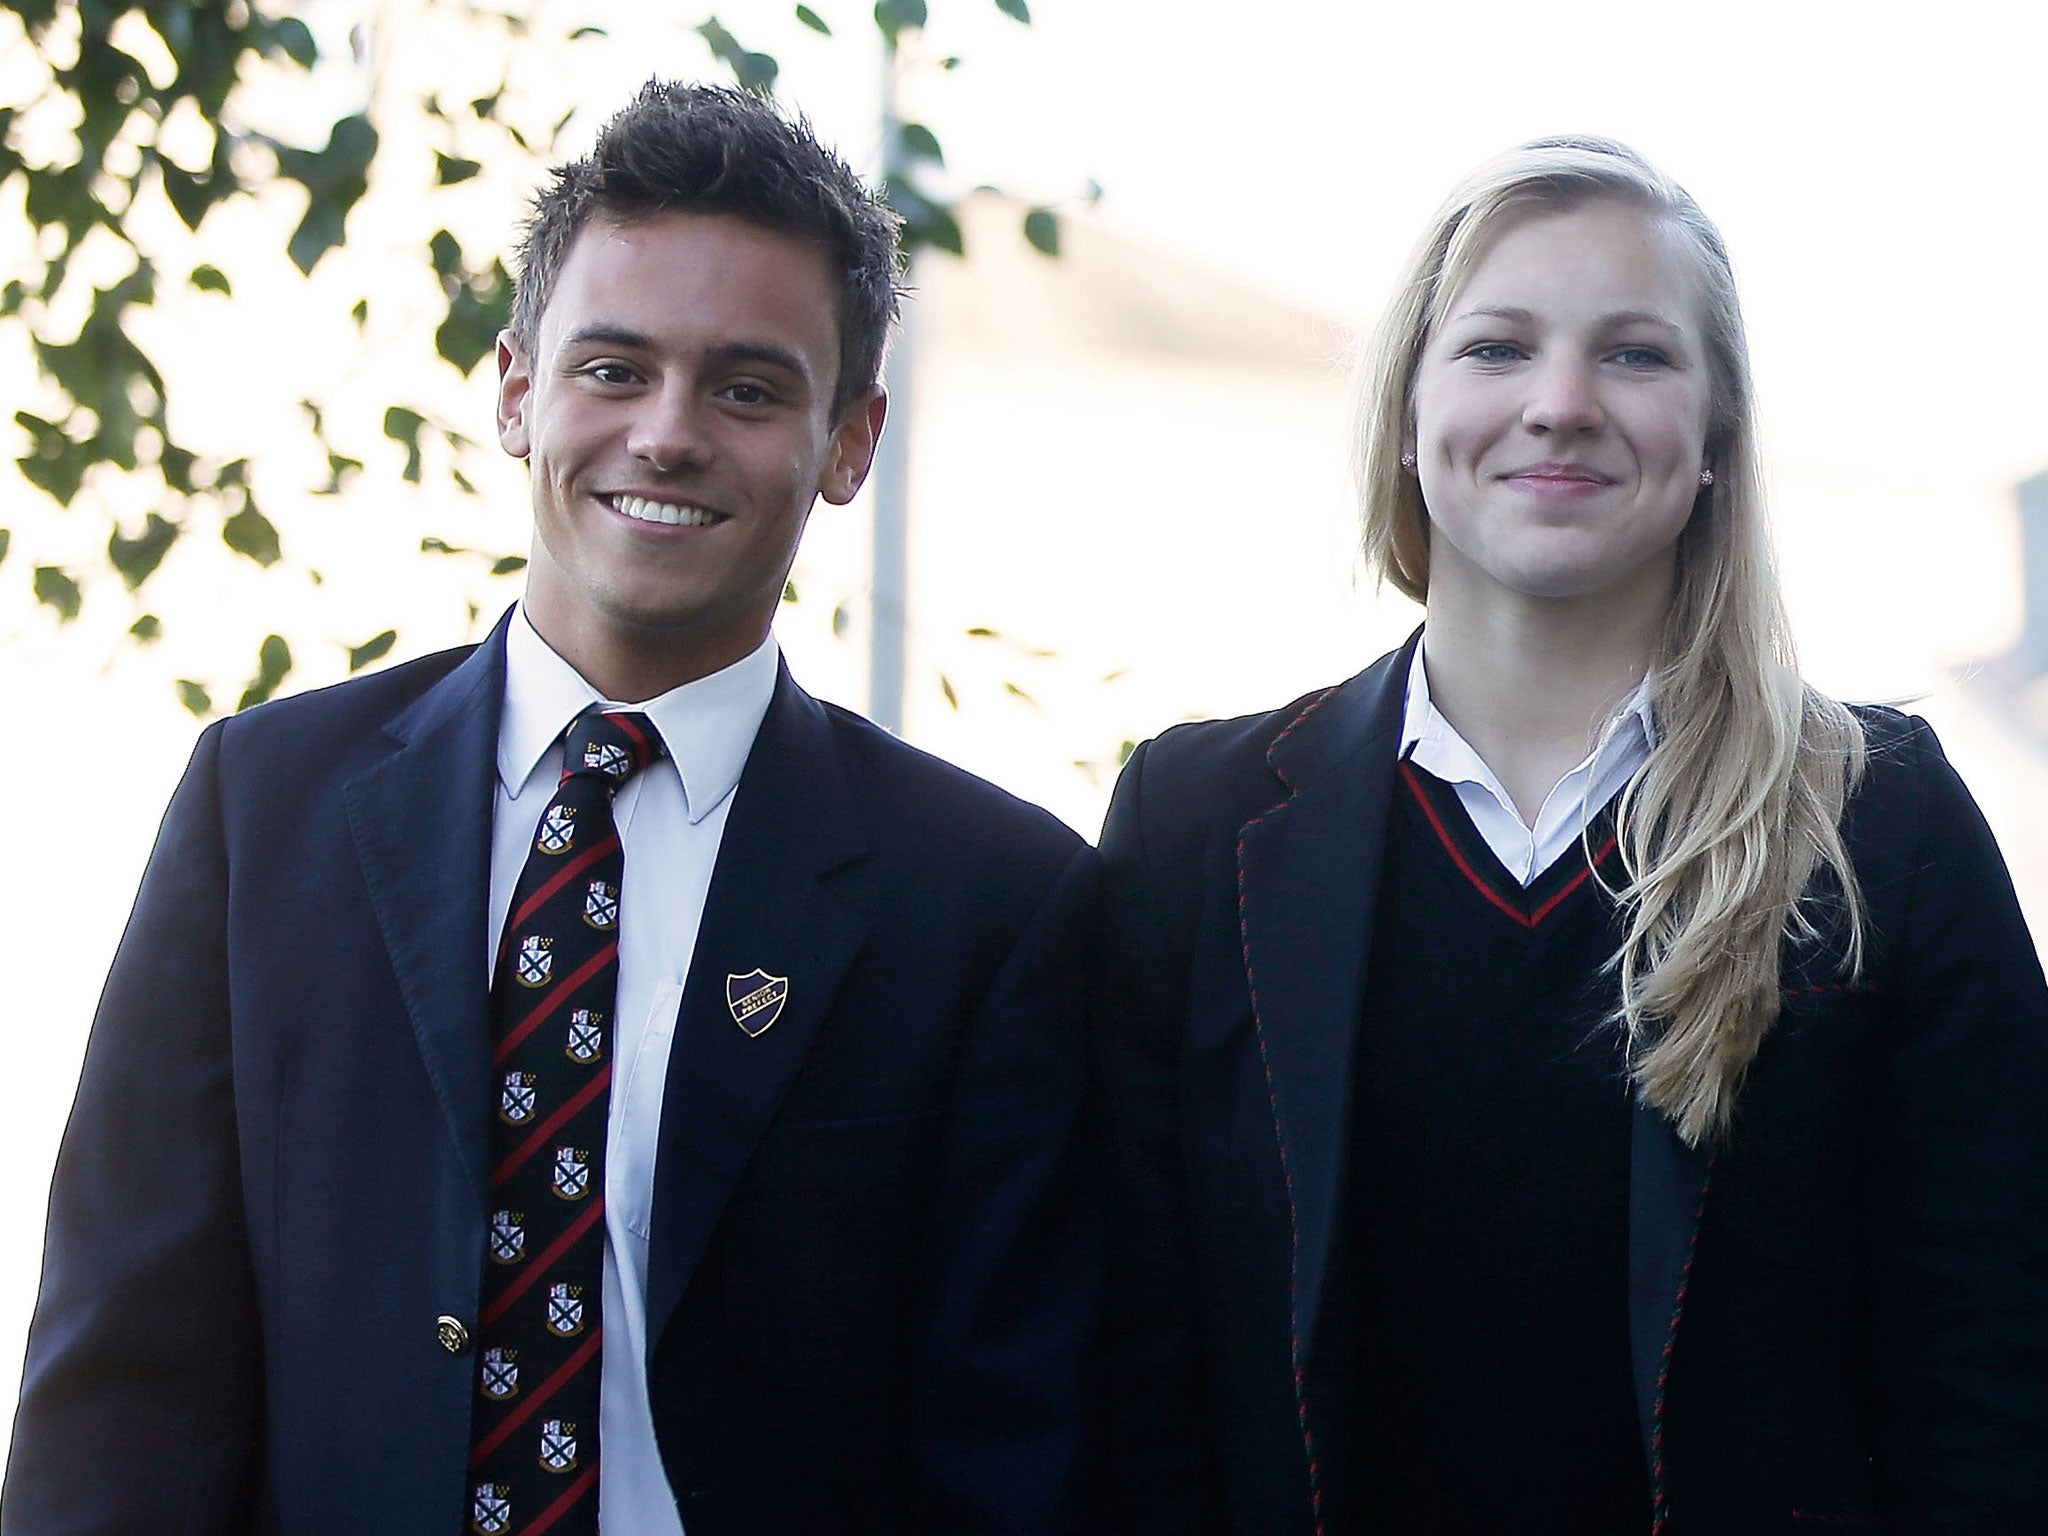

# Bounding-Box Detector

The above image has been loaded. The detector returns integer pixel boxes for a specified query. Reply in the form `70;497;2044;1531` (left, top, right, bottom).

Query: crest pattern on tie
467;707;661;1536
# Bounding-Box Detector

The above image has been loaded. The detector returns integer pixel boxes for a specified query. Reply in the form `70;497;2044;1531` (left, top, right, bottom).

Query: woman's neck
1420;588;1664;824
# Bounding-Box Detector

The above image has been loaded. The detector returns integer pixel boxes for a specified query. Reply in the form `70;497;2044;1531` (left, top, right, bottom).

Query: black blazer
4;617;1100;1535
1094;638;2048;1535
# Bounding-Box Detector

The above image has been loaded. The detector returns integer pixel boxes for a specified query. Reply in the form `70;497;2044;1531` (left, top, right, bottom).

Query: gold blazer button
436;1315;472;1355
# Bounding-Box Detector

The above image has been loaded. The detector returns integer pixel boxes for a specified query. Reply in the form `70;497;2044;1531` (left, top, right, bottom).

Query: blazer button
436;1315;472;1355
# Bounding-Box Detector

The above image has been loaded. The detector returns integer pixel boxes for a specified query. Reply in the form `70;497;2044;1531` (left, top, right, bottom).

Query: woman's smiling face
1408;197;1715;615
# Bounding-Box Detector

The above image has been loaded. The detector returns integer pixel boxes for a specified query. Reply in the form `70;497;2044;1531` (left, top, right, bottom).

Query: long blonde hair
1354;137;1865;1147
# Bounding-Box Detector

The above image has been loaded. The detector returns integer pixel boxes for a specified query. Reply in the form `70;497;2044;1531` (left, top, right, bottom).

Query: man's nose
627;383;712;471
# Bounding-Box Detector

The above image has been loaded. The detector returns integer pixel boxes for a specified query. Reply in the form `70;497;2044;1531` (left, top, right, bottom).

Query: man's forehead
539;210;841;360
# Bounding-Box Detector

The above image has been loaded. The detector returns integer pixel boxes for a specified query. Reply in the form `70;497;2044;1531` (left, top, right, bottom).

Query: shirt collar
498;603;777;825
1399;637;1656;786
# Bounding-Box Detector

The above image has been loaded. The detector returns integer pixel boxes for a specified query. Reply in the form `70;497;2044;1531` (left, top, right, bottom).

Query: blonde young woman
1095;139;2048;1536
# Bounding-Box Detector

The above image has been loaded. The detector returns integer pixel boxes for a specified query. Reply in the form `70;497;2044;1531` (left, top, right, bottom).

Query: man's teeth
613;494;715;526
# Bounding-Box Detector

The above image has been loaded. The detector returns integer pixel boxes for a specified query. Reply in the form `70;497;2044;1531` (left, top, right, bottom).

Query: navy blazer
1094;638;2048;1535
4;620;1099;1535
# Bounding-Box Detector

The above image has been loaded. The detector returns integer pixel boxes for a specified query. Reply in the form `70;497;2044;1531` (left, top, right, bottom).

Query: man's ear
496;330;534;459
819;388;889;506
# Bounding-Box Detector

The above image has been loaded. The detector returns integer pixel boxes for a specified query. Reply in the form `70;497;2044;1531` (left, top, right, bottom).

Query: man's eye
722;383;777;406
587;363;638;386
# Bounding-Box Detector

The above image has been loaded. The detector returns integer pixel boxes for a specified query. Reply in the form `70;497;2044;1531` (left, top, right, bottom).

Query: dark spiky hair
511;80;903;418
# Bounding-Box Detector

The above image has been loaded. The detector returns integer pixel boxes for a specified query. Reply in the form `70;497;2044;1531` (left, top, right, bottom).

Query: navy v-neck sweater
1350;762;1650;1534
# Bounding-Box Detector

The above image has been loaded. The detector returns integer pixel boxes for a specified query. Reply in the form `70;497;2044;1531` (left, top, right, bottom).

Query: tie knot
562;708;663;787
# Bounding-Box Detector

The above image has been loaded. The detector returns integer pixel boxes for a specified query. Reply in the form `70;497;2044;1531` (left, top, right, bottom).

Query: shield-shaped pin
538;1419;579;1473
583;879;619;931
499;1071;537;1124
545;1282;584;1337
536;804;577;854
514;935;553;988
551;1147;591;1201
488;1210;526;1265
471;1483;512;1535
726;970;790;1037
565;1010;604;1064
479;1347;519;1401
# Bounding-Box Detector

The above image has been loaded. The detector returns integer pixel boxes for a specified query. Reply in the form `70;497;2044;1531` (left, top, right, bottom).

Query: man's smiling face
497;210;884;700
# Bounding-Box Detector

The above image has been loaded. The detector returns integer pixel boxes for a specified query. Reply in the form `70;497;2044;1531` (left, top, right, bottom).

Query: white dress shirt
1400;639;1654;886
488;607;776;1535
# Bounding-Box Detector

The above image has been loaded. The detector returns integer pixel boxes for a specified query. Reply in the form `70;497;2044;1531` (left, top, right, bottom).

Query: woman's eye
1613;347;1669;369
1464;342;1524;363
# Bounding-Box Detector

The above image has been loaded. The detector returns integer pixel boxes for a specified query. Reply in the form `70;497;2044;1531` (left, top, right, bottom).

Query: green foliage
348;630;399;673
237;633;293;711
696;18;781;94
108;512;179;589
34;565;81;620
795;4;832;34
1023;206;1061;256
175;679;212;716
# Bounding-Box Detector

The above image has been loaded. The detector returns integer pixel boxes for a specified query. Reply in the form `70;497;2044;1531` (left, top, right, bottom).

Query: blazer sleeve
1862;718;2048;1528
1090;737;1223;1533
2;724;263;1533
904;841;1103;1536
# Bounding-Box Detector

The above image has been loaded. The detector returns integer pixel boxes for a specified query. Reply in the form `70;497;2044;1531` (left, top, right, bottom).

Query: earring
1400;451;1417;471
1699;467;1715;487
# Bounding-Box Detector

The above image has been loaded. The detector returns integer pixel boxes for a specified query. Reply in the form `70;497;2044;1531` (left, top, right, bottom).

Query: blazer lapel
1627;1101;1714;1467
643;669;870;1349
1234;638;1412;1376
344;620;508;1211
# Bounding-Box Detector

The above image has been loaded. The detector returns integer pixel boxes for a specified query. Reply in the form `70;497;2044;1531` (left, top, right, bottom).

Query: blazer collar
643;665;872;1352
344;612;512;1209
1234;632;1415;1377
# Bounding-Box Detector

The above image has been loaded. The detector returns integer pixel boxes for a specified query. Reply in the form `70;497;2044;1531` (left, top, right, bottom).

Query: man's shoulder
210;640;486;768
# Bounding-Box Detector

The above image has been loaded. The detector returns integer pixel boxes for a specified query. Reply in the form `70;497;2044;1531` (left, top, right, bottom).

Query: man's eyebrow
707;340;812;378
560;323;654;350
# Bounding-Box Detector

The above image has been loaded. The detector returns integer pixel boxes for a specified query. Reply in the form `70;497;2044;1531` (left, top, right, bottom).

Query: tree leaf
384;405;426;482
268;16;320;68
795;4;832;34
348;629;398;672
831;603;850;637
189;263;231;294
965;626;998;638
940;674;959;709
490;555;528;576
434;153;483;186
176;679;212;716
33;565;81;620
108;512;180;588
1023;206;1060;256
783;580;799;603
1004;680;1040;708
421;536;466;555
0;528;9;565
236;633;293;711
899;123;943;166
130;613;162;642
223;505;282;566
993;0;1031;18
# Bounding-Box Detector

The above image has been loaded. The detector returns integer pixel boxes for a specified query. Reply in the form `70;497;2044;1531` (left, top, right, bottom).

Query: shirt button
436;1315;472;1354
